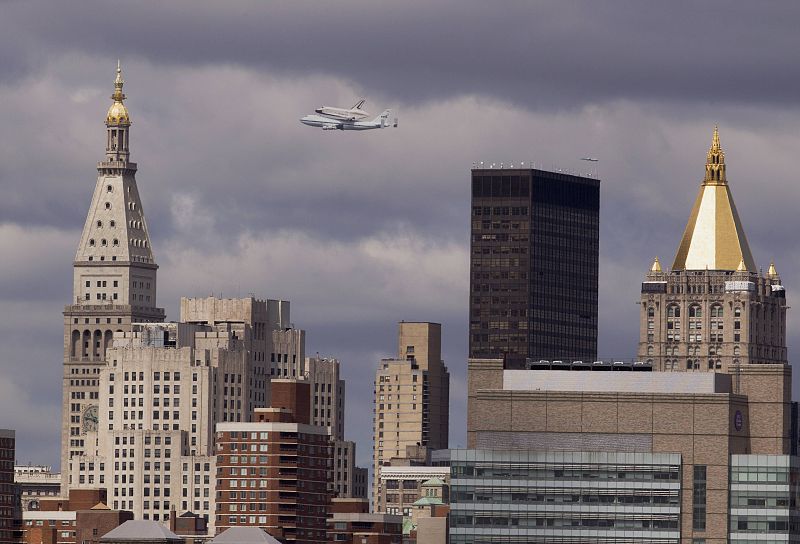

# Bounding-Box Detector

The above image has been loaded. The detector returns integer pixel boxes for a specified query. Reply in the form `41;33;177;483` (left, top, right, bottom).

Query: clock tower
60;62;165;491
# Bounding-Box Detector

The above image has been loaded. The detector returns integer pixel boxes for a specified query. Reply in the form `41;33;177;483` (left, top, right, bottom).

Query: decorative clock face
82;405;99;433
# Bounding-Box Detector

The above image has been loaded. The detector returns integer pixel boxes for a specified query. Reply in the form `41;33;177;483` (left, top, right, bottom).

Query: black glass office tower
469;168;599;368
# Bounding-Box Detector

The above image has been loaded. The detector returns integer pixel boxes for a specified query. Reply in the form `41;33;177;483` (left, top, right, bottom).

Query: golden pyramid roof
671;127;756;271
768;261;778;277
650;257;662;272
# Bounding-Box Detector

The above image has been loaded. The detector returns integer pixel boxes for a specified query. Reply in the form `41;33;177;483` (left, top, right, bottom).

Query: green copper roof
413;496;443;506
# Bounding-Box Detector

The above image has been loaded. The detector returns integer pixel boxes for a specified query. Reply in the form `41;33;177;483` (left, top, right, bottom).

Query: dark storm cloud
4;1;800;110
3;2;800;469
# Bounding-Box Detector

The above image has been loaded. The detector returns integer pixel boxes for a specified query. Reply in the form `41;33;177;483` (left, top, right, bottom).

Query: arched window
734;346;741;356
107;184;113;192
734;307;742;318
105;202;111;209
688;305;703;343
647;306;655;318
89;239;95;246
97;220;102;228
113;239;119;246
666;305;681;342
101;239;107;246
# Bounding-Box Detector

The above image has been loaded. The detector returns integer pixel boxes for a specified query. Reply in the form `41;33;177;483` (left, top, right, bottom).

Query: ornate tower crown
704;125;726;184
671;127;756;271
106;60;131;127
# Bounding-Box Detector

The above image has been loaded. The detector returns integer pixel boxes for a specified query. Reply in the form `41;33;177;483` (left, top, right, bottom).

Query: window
693;465;707;531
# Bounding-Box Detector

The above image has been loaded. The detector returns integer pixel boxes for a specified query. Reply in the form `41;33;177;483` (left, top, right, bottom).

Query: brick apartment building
215;380;331;543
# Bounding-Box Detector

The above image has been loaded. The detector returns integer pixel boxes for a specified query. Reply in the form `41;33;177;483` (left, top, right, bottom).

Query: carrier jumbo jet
300;108;397;131
314;99;370;121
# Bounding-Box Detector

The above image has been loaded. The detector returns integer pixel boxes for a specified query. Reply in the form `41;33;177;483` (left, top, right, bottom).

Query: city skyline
3;2;800;476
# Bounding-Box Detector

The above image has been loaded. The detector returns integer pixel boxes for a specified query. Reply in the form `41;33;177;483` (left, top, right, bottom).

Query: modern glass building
469;168;600;369
449;450;681;543
449;450;800;543
729;455;800;543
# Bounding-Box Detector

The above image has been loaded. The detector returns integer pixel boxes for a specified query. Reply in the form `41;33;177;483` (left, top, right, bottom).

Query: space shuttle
314;98;370;121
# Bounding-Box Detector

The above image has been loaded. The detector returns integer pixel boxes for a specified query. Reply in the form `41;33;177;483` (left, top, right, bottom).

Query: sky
3;1;800;472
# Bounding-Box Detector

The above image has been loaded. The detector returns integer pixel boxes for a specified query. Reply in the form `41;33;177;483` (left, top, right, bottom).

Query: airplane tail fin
351;98;366;110
372;109;391;126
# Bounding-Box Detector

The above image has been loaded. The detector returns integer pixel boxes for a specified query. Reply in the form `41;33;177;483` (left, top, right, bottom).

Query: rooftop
210;527;282;544
503;369;731;394
100;520;181;542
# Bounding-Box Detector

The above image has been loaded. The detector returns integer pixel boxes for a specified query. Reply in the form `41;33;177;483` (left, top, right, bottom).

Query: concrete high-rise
306;356;362;500
372;323;449;511
469;168;599;368
638;127;787;373
61;63;165;492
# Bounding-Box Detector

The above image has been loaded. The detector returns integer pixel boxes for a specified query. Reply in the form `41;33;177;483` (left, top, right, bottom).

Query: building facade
372;323;450;511
465;359;796;543
0;430;15;544
61;63;166;493
469;168;599;368
305;356;364;500
15;466;61;512
376;467;449;517
326;499;402;544
305;357;345;441
68;295;300;526
450;450;682;543
639;128;787;373
215;381;331;544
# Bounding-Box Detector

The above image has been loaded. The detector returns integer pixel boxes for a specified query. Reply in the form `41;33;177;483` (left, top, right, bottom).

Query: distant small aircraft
580;157;599;162
301;109;398;131
314;99;370;121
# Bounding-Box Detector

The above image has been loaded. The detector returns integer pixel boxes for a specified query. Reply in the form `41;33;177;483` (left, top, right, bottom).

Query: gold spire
704;125;726;184
650;257;662;272
672;127;757;271
106;60;131;126
768;261;778;277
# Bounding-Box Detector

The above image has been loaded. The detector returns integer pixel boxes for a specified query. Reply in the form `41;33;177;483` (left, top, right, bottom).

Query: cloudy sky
3;1;800;471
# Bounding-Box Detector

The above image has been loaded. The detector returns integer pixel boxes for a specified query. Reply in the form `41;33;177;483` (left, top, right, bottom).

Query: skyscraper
372;322;449;511
469;167;599;368
61;63;165;491
638;127;787;373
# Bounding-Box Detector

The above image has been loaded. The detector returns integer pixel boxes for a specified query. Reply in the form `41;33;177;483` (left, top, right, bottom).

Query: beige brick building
372;323;449;511
638;127;786;372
